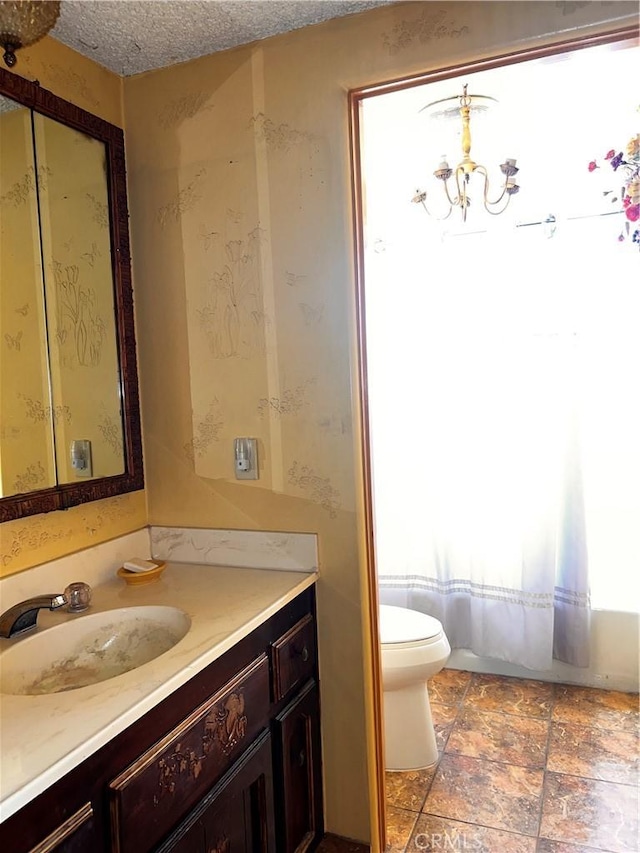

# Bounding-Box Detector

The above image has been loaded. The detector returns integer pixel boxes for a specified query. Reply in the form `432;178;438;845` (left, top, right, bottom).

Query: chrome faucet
0;582;92;639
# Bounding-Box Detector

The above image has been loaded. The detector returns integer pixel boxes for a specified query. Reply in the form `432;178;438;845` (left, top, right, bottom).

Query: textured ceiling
50;0;389;77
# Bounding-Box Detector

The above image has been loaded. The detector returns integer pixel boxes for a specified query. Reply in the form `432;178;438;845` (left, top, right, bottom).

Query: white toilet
380;604;451;771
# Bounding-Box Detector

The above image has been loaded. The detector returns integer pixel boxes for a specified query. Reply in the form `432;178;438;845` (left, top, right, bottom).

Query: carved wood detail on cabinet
110;655;270;853
157;730;276;853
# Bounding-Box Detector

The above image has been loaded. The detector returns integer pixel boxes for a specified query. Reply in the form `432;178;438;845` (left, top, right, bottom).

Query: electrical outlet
70;440;92;478
234;438;258;480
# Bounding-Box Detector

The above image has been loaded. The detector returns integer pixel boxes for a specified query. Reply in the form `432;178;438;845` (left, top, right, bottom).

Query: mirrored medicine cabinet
0;68;143;522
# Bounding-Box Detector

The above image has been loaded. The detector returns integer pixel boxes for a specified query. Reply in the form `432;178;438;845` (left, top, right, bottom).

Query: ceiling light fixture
0;0;60;68
412;84;520;222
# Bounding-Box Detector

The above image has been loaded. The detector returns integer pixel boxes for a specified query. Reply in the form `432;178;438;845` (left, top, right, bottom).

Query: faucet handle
64;582;92;613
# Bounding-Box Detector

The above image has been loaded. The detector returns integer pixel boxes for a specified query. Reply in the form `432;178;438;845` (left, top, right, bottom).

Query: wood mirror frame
0;68;143;522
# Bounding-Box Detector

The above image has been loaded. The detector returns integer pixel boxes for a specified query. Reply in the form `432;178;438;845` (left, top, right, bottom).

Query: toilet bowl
380;604;451;771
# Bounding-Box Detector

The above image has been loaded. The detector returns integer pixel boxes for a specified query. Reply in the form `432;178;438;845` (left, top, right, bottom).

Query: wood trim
347;84;386;853
0;67;143;522
27;802;93;853
350;25;639;101
347;24;638;853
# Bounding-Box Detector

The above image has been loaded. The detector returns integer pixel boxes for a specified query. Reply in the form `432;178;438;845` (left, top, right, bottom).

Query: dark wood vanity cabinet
274;682;322;853
109;655;273;853
1;587;322;853
156;730;277;853
270;615;321;853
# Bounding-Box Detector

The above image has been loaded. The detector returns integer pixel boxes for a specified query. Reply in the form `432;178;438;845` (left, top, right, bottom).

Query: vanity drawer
109;654;270;853
27;802;94;853
271;614;316;702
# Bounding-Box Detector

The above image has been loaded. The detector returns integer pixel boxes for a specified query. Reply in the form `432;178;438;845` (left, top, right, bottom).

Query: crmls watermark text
413;832;483;851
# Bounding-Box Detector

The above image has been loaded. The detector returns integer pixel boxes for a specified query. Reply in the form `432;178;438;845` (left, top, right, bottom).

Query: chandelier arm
475;165;511;208
412;191;453;221
422;202;453;222
483;197;513;216
422;195;454;221
453;168;467;208
486;186;509;207
442;176;460;208
455;166;471;222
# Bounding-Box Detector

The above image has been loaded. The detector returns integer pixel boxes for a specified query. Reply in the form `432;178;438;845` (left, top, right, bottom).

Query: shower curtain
366;225;596;670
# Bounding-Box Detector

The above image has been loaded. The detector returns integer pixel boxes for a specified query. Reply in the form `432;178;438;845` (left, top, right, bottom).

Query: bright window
361;39;640;613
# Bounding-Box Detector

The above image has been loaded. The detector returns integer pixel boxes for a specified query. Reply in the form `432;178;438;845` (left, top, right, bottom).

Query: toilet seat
380;604;443;648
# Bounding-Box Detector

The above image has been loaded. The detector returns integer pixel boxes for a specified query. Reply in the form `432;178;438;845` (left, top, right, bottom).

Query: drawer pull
28;802;93;853
298;749;306;767
301;646;309;662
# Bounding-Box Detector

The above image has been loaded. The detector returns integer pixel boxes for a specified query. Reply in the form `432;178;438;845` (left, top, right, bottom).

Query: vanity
0;564;322;853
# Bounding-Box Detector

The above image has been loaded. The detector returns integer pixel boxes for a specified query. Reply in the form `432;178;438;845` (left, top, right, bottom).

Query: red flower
605;149;616;160
623;195;632;208
588;161;598;172
625;204;640;223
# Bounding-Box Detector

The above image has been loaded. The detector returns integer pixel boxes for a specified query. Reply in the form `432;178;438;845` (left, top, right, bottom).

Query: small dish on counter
116;561;166;586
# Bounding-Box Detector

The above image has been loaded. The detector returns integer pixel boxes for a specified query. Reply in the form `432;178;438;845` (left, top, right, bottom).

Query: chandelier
0;1;60;68
412;84;520;222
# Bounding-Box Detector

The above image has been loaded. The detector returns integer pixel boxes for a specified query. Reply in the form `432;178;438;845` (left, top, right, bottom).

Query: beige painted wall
0;37;146;576
123;2;638;842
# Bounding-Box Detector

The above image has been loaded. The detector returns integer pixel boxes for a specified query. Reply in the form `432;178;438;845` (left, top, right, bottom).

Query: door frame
347;24;638;851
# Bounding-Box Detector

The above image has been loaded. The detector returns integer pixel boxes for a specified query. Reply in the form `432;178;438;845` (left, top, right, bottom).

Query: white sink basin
0;606;191;696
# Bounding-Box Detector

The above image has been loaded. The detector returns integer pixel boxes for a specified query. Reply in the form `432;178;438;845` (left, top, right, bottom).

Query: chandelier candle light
0;0;60;68
413;84;520;222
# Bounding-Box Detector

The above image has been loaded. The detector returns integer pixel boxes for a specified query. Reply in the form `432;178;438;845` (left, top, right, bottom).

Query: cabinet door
273;681;323;853
157;819;205;853
111;655;270;853
156;731;276;853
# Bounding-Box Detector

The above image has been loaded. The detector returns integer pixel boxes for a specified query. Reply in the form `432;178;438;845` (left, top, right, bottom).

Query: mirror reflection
0;94;124;499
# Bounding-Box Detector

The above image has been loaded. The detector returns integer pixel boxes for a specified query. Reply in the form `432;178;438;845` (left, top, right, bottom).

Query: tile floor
385;670;639;853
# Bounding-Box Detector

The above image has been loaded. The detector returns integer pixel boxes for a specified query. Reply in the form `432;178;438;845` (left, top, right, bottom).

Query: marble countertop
0;563;316;822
